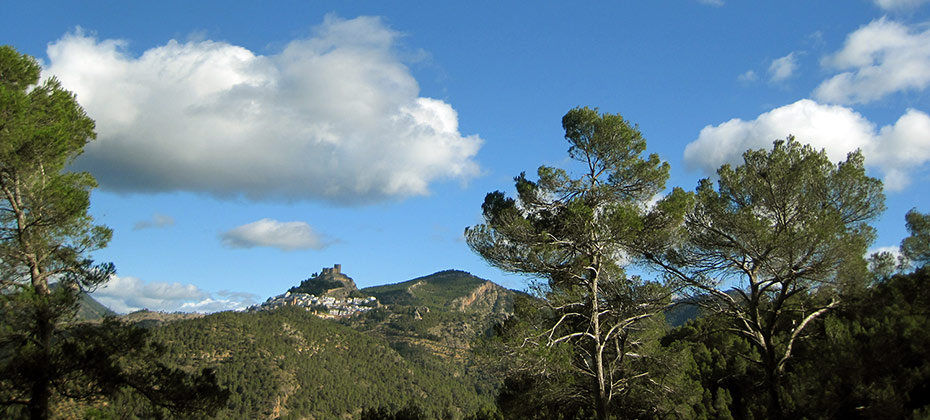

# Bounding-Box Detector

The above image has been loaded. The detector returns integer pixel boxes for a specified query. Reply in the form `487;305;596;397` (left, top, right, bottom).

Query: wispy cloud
768;53;798;82
872;0;930;11
737;70;758;83
43;15;482;204
132;213;175;230
220;218;334;251
815;18;930;104
697;0;724;6
92;275;259;313
683;99;930;191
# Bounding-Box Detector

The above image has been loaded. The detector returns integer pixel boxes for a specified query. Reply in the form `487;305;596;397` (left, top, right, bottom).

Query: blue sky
3;1;929;313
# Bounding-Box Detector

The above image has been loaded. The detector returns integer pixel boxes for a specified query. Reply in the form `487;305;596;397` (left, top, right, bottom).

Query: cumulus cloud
42;15;482;204
814;18;930;104
873;0;930;11
92;275;258;313
768;53;798;82
220;218;332;251
683;99;930;191
132;213;175;230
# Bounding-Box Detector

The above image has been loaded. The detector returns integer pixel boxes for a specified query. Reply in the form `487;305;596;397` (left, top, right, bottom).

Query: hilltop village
249;264;379;318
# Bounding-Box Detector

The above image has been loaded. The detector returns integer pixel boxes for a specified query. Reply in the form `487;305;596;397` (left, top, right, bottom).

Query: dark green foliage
655;138;885;419
902;209;930;268
662;315;765;419
786;266;930;419
57;319;227;419
97;307;497;419
288;276;346;296
495;373;593;420
0;310;228;419
360;403;428;420
288;269;360;297
481;293;700;420
661;266;930;419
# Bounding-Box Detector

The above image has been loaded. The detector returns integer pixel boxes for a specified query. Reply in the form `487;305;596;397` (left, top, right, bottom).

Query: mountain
664;289;745;327
349;270;515;359
84;268;518;419
363;269;513;314
76;292;117;320
46;283;116;321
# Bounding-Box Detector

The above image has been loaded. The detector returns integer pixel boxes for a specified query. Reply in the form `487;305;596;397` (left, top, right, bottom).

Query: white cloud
870;245;903;258
683;99;930;191
768;53;798;82
43;15;482;204
737;70;758;83
132;213;175;230
873;0;930;11
698;0;724;6
92;275;258;313
814;18;930;104
221;218;332;251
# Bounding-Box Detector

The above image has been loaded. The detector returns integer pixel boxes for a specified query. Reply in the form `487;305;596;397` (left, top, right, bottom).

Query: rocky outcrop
453;280;512;314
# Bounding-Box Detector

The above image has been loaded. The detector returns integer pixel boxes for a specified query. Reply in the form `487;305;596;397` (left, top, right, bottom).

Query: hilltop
363;269;513;314
287;264;361;298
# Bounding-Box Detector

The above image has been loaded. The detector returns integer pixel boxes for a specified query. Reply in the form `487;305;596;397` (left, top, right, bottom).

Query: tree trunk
591;263;610;420
26;226;51;420
763;341;785;420
595;340;609;420
27;307;52;420
765;373;784;420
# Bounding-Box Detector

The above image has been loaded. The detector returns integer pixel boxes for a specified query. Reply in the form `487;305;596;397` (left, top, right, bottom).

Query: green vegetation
660;265;930;419
466;107;693;419
0;43;111;420
353;271;514;366
0;45;226;420
92;306;498;419
902;209;930;268
289;274;351;297
465;110;927;419
652;138;885;419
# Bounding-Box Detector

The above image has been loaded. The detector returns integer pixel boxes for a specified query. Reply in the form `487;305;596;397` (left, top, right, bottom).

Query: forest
2;44;929;420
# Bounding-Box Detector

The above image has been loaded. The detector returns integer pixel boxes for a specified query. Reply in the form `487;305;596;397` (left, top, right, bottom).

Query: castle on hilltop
286;264;359;299
252;264;378;318
322;264;342;276
319;264;357;294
